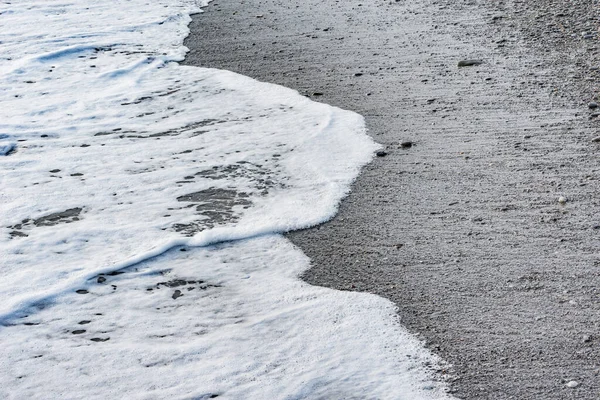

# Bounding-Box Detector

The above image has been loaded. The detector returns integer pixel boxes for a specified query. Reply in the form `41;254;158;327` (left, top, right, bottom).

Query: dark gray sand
184;0;600;398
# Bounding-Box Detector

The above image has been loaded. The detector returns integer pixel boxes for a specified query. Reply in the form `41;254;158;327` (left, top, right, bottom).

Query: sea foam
0;0;453;398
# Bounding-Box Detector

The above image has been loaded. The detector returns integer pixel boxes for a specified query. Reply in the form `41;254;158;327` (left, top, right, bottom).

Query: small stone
376;150;388;157
583;335;593;343
458;59;483;67
558;196;567;204
97;276;106;284
588;102;598;109
49;169;61;173
172;289;183;299
591;137;600;143
312;92;323;96
90;337;110;342
76;289;89;294
400;141;413;148
72;330;86;335
566;380;579;388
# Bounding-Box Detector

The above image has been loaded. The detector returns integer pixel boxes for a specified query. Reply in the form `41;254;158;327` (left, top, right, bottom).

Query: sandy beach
184;0;600;398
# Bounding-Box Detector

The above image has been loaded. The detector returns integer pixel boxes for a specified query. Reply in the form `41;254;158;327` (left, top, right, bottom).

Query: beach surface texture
184;0;600;398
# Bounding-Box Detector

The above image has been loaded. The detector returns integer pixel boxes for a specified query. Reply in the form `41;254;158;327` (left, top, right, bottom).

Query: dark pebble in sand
97;276;106;283
376;150;388;157
172;290;183;299
49;169;61;173
401;141;413;148
458;59;484;67
90;337;110;342
76;289;89;294
72;330;86;334
312;92;323;96
588;102;598;109
78;320;91;325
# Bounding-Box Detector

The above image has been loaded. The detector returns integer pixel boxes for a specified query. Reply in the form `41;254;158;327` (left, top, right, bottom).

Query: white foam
0;0;454;398
2;237;452;399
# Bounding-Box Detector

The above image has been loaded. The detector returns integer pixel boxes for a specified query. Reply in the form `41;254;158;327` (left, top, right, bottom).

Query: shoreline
184;0;600;398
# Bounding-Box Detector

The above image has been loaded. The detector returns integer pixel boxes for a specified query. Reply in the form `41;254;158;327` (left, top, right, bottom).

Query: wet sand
183;0;600;398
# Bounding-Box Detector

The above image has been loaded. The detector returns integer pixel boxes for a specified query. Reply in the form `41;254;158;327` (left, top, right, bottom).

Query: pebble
588;102;598;109
591;137;600;143
558;196;567;204
400;141;413;148
566;380;580;388
376;150;388;157
458;59;483;67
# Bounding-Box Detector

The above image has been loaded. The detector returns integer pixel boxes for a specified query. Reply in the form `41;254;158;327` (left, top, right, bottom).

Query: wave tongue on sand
0;0;453;398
